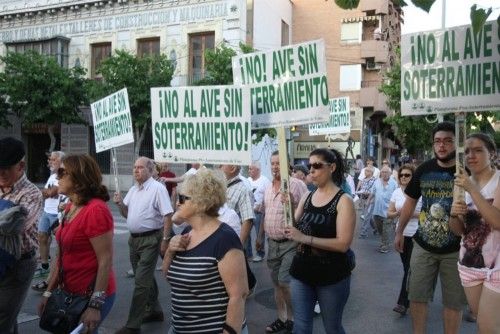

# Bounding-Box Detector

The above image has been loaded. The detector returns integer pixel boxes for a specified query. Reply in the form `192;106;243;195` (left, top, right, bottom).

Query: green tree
88;50;174;157
334;0;498;33
194;42;276;143
0;51;87;151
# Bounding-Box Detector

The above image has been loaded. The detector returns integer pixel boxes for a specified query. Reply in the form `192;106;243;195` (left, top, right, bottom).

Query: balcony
359;85;388;114
361;40;388;63
359;0;389;15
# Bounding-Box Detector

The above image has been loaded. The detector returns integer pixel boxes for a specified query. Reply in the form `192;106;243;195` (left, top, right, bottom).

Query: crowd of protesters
0;120;498;334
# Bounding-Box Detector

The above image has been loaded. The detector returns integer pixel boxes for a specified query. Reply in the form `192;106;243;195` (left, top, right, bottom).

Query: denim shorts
37;211;59;233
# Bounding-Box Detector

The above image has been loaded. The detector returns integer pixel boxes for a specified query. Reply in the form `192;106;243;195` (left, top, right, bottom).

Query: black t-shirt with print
405;158;461;254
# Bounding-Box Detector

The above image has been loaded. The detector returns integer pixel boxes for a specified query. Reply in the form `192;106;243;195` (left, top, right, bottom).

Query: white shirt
123;177;173;233
358;166;380;181
391;187;421;237
247;174;271;209
43;173;61;214
218;204;241;236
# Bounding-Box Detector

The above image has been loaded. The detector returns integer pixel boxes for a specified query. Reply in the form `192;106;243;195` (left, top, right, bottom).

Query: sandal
31;280;48;292
265;318;286;333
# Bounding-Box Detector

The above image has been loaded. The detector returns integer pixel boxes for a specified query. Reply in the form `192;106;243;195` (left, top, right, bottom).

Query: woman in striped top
162;169;249;334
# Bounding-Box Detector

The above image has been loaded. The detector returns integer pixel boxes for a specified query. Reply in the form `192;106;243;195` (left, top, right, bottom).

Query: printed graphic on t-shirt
415;171;457;251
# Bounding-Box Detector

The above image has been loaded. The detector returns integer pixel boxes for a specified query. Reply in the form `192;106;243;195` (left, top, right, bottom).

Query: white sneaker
126;269;134;277
314;302;321;314
252;255;263;262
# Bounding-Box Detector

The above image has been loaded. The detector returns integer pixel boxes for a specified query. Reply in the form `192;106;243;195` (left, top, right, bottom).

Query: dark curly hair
62;154;110;205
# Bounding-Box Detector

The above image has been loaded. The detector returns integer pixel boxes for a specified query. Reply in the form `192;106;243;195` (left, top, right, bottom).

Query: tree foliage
0;51;87;151
88;50;174;156
193;43;276;143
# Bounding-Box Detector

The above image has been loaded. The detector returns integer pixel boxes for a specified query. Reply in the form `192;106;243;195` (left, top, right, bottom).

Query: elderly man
0;137;43;333
248;161;270;262
113;157;173;334
31;151;65;291
261;151;308;333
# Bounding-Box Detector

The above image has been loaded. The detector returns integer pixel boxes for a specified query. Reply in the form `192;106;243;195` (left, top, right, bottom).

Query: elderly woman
37;154;116;333
162;168;248;334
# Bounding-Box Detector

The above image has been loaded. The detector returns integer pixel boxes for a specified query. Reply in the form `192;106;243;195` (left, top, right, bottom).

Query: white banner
91;88;134;153
401;20;500;115
151;86;252;165
232;39;330;128
308;97;351;135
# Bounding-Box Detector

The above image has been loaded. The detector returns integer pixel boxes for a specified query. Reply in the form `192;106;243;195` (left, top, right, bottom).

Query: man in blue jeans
248;161;270;262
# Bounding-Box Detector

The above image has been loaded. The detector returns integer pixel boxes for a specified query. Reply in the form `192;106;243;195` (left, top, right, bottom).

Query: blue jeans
291;276;351;334
91;293;115;334
245;212;265;258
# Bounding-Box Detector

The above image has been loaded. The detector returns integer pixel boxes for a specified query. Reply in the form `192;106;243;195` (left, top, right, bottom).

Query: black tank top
290;190;352;286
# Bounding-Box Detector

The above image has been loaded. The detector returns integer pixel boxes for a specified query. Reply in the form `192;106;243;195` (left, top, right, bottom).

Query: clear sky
401;0;500;34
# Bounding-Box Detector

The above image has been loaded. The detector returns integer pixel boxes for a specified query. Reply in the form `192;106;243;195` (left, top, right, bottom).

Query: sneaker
252;255;263;262
378;247;389;254
284;319;294;333
33;266;49;279
314;301;321;314
265;319;286;333
126;269;134;277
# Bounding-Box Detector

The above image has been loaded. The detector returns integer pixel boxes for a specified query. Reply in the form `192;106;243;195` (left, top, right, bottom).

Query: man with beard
394;122;466;334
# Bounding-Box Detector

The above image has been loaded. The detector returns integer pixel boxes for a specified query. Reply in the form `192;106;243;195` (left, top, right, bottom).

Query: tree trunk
47;124;56;152
134;122;148;158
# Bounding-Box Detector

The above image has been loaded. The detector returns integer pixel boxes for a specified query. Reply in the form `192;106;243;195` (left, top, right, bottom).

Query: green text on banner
309;96;351;135
151;86;252;165
232;39;330;128
91;88;134;153
401;20;500;116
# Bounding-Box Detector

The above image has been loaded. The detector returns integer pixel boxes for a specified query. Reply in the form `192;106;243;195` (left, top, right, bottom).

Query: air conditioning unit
366;59;381;71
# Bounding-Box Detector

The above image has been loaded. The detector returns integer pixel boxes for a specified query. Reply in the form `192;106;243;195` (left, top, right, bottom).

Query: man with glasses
394;122;466;334
0;137;43;333
113;157;173;334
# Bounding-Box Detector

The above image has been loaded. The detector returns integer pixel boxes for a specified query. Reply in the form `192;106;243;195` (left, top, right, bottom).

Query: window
137;37;160;58
188;32;215;84
5;37;70;68
340;64;362;91
281;20;289;46
340;22;361;43
91;42;112;79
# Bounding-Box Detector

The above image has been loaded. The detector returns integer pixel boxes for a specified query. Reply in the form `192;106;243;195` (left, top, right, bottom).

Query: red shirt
56;199;116;295
160;170;176;196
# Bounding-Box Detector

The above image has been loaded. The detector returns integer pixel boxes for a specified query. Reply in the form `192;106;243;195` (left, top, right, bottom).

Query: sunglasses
178;194;191;204
307;162;332;170
56;168;68;179
399;173;412;178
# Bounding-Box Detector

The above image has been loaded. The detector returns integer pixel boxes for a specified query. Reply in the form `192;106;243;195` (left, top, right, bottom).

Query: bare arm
219;249;248;334
293;192;309;223
113;192;128;218
394;196;417;253
239;219;253;245
458;176;500;230
160;213;174;256
162;175;186;184
387;201;398;219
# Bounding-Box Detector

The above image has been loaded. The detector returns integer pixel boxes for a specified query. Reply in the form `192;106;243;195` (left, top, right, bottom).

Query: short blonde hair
180;168;226;217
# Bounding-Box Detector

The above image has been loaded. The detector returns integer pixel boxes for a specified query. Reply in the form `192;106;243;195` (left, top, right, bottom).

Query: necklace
64;204;82;223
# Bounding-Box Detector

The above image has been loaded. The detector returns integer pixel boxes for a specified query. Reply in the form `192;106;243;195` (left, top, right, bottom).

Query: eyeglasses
307;162;332;170
178;194;191;204
399;173;412;178
433;138;454;146
56;168;68;179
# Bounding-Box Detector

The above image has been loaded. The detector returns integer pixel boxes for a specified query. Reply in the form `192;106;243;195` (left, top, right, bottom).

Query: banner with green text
232;39;330;128
91;88;134;153
401;20;500;115
308;96;351;135
151;86;252;165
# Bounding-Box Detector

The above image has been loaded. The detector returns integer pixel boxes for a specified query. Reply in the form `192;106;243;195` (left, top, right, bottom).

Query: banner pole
277;127;294;226
111;148;120;194
453;112;466;203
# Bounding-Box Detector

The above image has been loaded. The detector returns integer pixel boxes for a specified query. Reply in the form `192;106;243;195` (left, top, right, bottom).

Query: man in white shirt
113;157;173;334
247;161;270;262
358;156;380;182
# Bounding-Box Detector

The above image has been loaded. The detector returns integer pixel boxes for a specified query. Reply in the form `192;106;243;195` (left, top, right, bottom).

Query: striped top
167;223;243;333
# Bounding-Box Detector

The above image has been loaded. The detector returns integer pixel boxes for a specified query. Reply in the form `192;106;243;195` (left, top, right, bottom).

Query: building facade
291;0;402;166
0;0;292;185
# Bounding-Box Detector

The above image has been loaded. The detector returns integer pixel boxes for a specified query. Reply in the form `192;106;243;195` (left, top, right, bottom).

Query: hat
0;137;25;168
293;164;309;176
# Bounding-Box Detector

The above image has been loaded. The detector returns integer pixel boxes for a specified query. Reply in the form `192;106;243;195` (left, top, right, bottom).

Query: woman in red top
38;154;116;333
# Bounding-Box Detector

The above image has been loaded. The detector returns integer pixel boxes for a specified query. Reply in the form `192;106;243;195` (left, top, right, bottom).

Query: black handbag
39;206;94;333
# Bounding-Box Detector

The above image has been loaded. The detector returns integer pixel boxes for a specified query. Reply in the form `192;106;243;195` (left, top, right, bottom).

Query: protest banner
90;88;134;153
401;20;500;115
151;86;252;165
309;96;351;135
232;39;330;128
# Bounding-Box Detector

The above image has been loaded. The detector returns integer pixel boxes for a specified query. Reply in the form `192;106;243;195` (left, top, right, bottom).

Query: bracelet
88;298;104;311
42;291;52;298
222;323;237;334
162;236;172;242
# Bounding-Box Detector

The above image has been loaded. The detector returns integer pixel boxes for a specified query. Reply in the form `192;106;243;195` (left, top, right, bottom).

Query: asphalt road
17;202;476;333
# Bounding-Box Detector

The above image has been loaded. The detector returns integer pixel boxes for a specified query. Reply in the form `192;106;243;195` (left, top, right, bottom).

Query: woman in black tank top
284;148;356;334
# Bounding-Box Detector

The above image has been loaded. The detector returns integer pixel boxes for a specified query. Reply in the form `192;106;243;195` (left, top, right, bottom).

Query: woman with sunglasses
450;133;500;333
387;164;421;316
284;148;355;334
162;169;248;334
37;154;116;333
